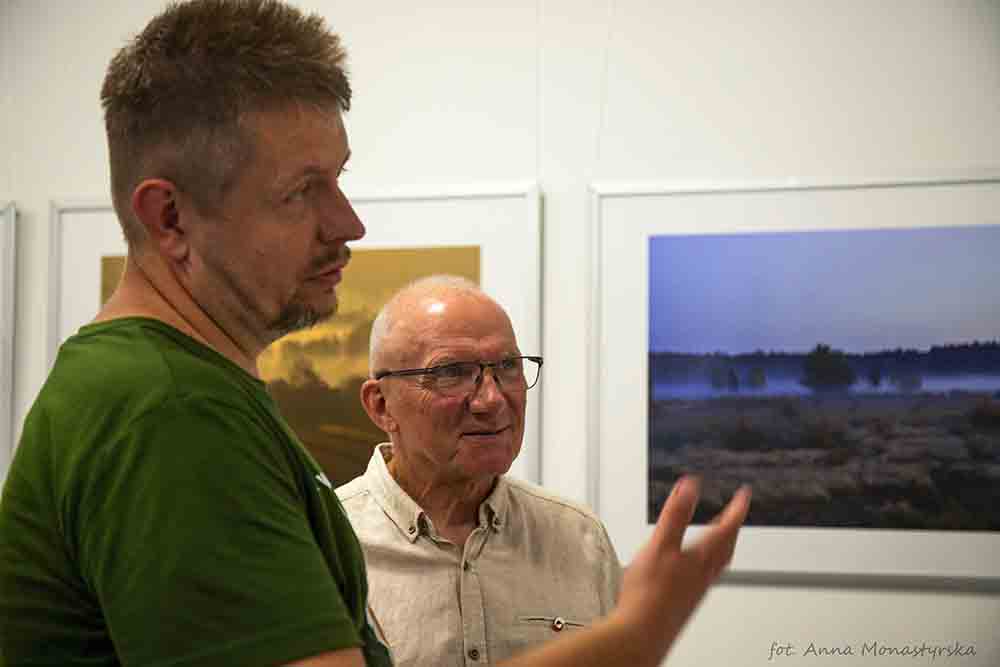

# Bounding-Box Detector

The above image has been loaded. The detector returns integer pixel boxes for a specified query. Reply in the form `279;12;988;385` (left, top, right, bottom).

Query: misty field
648;392;1000;530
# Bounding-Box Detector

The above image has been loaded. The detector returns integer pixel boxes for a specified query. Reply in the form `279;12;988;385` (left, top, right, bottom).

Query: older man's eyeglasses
375;356;543;396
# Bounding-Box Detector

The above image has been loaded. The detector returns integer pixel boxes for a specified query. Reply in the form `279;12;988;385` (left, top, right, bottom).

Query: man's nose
468;368;505;411
318;182;365;243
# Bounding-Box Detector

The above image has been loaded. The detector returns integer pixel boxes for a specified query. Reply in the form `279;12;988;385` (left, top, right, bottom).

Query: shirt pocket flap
517;615;588;634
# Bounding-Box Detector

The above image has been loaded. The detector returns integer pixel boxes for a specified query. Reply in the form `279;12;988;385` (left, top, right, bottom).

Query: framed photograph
589;176;1000;579
1;203;15;458
49;184;542;483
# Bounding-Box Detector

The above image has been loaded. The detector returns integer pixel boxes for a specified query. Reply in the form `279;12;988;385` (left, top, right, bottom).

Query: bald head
369;275;508;374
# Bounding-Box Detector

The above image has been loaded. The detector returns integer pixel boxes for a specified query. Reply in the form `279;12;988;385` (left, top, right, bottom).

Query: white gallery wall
2;0;999;665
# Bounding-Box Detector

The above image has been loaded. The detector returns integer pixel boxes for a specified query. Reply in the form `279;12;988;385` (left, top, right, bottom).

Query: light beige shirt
337;444;622;667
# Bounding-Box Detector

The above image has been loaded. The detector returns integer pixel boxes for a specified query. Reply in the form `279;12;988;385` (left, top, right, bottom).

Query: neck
387;448;496;546
95;253;264;377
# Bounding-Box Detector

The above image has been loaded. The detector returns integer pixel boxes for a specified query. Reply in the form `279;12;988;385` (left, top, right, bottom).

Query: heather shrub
969;399;1000;430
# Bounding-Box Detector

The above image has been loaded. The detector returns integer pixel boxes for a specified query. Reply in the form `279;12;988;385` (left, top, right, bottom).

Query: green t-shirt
0;318;392;666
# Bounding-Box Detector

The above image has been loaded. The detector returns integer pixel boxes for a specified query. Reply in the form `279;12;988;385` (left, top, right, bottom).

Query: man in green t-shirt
0;2;390;665
0;1;750;666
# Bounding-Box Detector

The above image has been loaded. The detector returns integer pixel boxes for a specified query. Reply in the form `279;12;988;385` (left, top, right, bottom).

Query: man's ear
131;179;188;262
360;378;398;435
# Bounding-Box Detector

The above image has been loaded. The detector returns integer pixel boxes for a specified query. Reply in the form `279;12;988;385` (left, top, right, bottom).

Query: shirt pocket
517;615;588;634
495;614;591;660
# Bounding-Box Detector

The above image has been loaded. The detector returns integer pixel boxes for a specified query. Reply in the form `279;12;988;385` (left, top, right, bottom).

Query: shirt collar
366;443;426;543
481;475;509;532
364;443;511;542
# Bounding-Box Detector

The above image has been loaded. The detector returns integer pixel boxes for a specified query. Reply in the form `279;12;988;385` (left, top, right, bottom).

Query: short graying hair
369;275;484;374
101;0;352;247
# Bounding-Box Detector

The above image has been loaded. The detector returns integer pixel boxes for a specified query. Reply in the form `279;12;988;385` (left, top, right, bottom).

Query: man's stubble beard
270;245;351;336
270;291;337;337
196;249;339;345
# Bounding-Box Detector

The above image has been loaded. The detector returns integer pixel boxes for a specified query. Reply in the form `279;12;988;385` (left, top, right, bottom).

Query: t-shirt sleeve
74;396;363;667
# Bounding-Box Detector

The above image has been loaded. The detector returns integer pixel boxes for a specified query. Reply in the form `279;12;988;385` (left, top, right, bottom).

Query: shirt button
552;617;565;632
407;525;416;534
468;648;480;661
462;561;470;571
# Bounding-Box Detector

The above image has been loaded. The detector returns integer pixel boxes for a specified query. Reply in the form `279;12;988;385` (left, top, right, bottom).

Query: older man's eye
498;358;521;372
433;363;472;380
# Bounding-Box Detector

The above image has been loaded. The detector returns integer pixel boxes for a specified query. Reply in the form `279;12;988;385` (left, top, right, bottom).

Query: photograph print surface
648;225;1000;530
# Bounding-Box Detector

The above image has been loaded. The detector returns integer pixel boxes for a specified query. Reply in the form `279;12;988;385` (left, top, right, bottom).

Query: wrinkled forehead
389;291;519;365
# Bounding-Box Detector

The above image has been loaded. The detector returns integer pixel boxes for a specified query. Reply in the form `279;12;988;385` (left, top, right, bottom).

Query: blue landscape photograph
647;224;1000;529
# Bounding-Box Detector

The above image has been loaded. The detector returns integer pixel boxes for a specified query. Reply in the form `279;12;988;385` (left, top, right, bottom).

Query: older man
0;1;750;666
337;277;621;665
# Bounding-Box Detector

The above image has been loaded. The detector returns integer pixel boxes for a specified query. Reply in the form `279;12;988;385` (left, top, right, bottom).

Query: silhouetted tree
727;368;740;392
868;364;883;388
800;344;856;393
709;366;727;390
748;367;767;389
892;371;923;394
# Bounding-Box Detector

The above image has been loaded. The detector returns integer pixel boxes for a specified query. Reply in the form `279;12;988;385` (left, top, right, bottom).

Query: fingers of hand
652;476;701;551
691;485;752;579
711;485;752;529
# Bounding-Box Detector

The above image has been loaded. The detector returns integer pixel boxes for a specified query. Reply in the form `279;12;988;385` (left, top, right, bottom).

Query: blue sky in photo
648;225;1000;355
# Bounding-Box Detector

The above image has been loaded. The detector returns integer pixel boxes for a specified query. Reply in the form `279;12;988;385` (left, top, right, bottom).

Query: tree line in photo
650;340;1000;395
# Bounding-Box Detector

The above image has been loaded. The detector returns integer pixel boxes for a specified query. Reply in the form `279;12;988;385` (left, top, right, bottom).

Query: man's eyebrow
274;165;321;191
279;159;345;189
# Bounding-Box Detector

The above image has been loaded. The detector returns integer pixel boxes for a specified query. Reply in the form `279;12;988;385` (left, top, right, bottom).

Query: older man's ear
360;378;398;435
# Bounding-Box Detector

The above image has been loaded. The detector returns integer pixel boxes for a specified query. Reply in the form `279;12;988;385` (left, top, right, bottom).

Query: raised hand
615;476;751;664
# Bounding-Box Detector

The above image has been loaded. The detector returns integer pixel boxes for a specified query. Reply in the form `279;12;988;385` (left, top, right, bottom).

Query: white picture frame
1;202;15;459
49;184;543;482
589;175;1000;580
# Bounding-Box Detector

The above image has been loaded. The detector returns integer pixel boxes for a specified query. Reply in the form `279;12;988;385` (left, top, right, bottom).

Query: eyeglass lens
439;358;540;394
